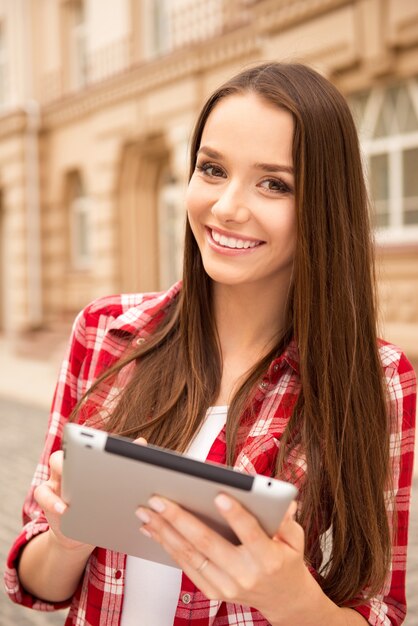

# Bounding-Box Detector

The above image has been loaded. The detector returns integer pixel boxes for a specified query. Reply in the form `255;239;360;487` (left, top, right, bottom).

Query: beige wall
0;0;417;377
378;248;418;370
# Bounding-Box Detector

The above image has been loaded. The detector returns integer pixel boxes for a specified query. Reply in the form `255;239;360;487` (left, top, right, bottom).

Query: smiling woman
5;62;416;626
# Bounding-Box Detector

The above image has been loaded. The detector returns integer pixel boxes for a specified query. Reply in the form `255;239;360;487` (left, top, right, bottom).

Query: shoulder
77;282;182;337
82;293;152;324
377;338;416;384
63;282;182;382
378;339;416;430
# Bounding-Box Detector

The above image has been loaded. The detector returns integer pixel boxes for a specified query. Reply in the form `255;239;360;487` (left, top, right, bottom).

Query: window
69;1;88;89
158;172;184;289
140;0;171;59
349;79;418;243
369;153;389;228
404;146;418;226
152;0;171;55
68;172;92;269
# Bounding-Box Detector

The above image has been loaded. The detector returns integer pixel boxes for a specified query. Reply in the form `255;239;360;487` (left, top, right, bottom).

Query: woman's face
186;93;296;295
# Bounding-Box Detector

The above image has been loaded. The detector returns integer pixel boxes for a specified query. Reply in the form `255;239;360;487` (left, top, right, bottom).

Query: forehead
200;93;294;163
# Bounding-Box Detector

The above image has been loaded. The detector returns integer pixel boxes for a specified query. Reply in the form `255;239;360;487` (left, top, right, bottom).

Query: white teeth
211;229;260;249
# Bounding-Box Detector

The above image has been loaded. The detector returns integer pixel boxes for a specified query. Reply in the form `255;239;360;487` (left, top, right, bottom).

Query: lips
209;227;264;250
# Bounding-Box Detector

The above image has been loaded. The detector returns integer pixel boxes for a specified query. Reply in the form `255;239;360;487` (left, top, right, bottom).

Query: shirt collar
281;338;300;374
106;281;300;376
267;338;300;378
107;281;182;340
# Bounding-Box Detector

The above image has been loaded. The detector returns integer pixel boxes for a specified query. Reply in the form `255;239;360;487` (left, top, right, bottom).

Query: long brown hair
75;63;391;607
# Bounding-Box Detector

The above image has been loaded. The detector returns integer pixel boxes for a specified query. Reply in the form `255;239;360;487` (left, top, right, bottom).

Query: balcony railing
38;0;266;105
3;0;345;109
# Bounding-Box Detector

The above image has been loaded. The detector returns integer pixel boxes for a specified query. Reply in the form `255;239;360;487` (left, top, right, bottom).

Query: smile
209;228;263;250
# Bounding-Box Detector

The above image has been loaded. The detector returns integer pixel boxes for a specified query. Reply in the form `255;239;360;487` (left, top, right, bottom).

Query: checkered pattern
4;282;416;625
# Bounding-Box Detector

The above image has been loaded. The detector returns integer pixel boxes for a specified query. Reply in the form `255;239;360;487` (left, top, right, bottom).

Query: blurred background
0;0;417;624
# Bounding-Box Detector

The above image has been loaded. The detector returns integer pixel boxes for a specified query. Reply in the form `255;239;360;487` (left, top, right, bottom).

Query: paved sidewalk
0;399;67;625
0;337;63;409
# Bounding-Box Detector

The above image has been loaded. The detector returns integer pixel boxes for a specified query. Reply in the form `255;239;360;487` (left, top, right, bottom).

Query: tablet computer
61;423;297;567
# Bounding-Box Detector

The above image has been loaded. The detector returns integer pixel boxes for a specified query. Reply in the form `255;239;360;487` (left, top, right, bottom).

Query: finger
283;500;298;523
141;496;289;601
142;495;278;596
136;505;235;601
273;514;304;553
49;450;64;482
34;482;67;515
180;557;240;603
145;496;238;566
137;505;214;571
133;437;148;445
214;493;273;560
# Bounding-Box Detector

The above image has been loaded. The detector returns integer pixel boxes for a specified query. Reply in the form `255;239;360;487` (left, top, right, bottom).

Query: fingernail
133;437;147;446
54;502;66;514
136;508;151;523
148;496;165;513
215;494;232;511
139;527;152;538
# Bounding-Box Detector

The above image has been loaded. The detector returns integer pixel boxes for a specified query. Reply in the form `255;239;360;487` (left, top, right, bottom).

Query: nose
211;182;250;223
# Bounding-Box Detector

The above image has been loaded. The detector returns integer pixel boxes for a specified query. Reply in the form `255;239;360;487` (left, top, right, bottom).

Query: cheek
267;204;297;240
185;179;201;219
285;210;297;242
266;210;297;261
185;185;202;241
184;178;194;205
185;178;214;224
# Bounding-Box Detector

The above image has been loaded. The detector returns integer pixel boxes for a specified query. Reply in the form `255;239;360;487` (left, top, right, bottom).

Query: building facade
0;0;417;372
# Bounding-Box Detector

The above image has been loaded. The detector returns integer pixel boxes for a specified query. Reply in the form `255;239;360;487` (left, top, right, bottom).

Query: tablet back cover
61;425;297;566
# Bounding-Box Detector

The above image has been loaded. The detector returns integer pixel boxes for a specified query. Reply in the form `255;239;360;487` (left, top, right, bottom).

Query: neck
212;280;289;360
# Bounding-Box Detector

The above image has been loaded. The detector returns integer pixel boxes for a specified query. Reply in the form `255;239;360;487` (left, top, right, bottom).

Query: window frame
68;179;93;271
157;173;184;289
350;79;418;244
69;0;88;90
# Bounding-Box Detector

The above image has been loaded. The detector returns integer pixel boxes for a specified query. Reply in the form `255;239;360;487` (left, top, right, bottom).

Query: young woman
5;62;416;626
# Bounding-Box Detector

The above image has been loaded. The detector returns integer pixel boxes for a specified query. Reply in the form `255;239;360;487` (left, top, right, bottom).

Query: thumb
49;450;64;481
273;501;304;553
282;500;298;524
133;437;148;445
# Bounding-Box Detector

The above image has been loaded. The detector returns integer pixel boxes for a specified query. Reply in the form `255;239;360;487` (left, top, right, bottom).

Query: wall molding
0;110;27;140
42;28;261;129
255;0;352;34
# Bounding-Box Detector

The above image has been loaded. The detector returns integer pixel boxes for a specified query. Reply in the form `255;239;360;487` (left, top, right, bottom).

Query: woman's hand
135;494;319;625
35;436;148;554
34;449;94;553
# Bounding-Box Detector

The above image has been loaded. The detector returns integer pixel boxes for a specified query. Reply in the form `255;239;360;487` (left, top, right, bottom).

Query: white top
121;405;228;626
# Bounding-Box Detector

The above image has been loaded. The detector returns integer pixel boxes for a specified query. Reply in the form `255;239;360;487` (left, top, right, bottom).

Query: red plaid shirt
4;282;416;625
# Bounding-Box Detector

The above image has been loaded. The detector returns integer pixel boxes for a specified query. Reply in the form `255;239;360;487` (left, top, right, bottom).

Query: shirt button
114;570;122;579
136;337;145;346
182;593;192;604
260;381;268;389
273;363;280;372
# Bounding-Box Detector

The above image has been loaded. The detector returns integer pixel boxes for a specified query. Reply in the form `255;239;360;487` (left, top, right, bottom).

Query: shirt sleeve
351;350;416;625
3;308;88;610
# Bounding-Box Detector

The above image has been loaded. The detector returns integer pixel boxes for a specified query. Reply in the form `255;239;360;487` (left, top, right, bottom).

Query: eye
196;161;226;178
259;178;293;194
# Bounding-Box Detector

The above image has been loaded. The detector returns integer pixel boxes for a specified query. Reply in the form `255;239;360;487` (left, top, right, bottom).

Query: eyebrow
197;146;294;175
